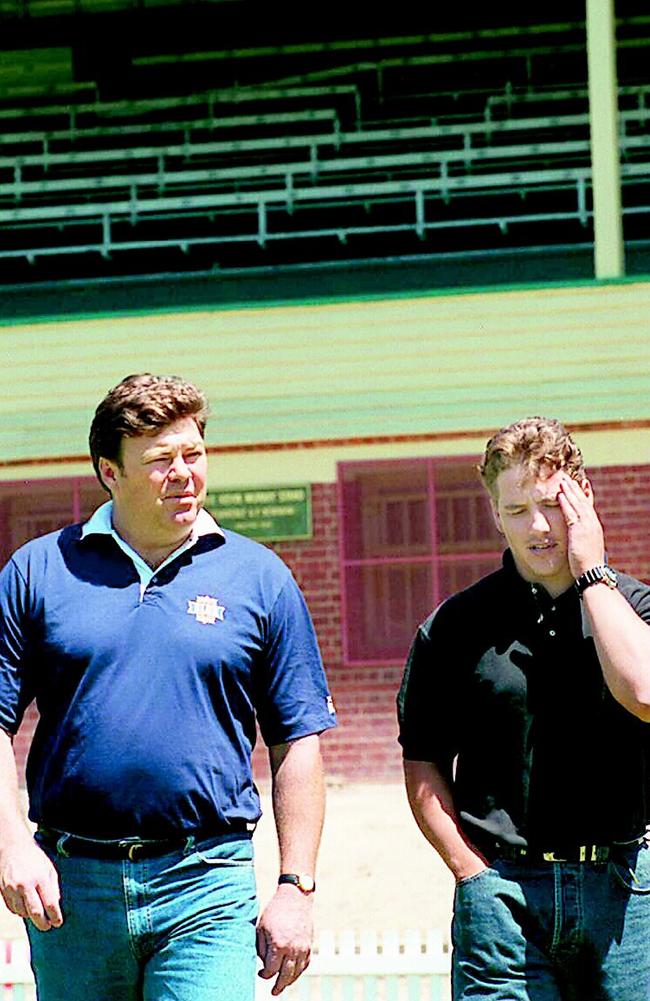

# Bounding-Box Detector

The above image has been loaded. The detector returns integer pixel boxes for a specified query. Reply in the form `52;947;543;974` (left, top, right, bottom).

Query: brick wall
12;463;650;788
14;704;38;788
256;482;405;784
590;466;650;582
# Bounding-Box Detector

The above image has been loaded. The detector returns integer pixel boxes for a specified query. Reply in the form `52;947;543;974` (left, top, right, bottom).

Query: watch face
279;873;316;893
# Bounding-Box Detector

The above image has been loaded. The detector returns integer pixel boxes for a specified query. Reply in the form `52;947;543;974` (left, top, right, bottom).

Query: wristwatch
574;564;618;597
278;873;316;894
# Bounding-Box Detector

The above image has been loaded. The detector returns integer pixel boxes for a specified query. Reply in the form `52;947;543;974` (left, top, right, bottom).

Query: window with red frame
338;457;504;665
0;477;107;568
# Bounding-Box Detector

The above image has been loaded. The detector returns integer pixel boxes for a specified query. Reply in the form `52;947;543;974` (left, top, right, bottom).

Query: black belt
494;839;646;864
495;843;611;863
37;822;253;862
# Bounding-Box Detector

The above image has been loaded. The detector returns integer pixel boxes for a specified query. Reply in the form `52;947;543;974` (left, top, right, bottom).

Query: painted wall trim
3;417;650;472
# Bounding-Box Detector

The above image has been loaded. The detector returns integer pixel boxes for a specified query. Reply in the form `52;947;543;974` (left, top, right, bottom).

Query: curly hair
479;416;585;499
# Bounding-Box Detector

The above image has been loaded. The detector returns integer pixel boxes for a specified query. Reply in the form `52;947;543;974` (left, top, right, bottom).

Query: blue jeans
27;833;258;1001
452;841;650;1001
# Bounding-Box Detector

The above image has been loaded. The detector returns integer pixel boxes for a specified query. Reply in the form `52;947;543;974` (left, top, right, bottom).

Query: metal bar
415;189;425;239
257;201;267;247
577;176;588;226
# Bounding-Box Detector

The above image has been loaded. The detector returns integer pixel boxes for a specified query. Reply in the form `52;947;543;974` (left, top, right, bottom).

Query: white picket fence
257;929;451;1001
0;939;35;1001
0;929;451;1001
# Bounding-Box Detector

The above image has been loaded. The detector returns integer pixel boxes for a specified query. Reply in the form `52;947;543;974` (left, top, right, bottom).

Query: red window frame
337;455;504;666
0;476;107;568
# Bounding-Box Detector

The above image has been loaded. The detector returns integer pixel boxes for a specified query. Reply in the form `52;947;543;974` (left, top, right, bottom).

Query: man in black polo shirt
398;416;650;1001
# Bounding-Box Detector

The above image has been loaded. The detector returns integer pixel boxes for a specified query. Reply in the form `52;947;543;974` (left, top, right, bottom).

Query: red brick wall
256;482;405;784
590;466;650;582
14;704;38;788
12;463;650;788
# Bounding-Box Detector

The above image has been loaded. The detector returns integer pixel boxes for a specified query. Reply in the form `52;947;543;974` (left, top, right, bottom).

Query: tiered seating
4;105;650;259
0;16;648;276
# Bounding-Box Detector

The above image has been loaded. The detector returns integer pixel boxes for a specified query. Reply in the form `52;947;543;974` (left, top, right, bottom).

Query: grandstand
1;0;649;301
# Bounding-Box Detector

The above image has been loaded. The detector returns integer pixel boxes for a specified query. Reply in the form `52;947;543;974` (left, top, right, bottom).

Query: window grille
0;477;106;568
338;457;503;665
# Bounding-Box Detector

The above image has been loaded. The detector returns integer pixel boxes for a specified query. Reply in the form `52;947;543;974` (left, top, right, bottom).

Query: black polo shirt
397;551;650;849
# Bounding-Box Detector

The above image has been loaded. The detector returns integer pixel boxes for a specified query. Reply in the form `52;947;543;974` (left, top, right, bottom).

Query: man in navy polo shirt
399;417;650;1001
0;373;337;1001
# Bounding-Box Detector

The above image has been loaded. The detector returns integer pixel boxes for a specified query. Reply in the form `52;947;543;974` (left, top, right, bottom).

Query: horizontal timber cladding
1;278;650;465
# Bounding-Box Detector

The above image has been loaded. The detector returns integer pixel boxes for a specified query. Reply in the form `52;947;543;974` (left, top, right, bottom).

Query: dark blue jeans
27;833;257;1001
452;841;650;1000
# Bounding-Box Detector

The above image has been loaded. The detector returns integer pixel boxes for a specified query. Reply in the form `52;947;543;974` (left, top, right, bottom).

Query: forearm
404;758;487;882
558;474;650;720
257;734;324;995
269;734;325;874
0;729;62;930
0;730;32;851
583;586;650;721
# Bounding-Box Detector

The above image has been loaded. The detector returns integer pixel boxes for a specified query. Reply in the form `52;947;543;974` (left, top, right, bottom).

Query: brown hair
479;416;586;499
89;373;210;491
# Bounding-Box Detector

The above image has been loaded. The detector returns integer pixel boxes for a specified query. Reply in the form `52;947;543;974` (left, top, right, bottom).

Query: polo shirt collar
501;547;578;614
82;501;223;544
81;501;224;597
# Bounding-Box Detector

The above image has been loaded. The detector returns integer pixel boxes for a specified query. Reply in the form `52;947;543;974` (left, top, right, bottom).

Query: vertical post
257;200;267;248
102;213;111;258
415;189;425;239
71;479;81;523
586;0;624;278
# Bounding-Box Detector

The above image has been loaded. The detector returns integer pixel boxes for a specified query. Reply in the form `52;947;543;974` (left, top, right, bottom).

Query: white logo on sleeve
187;595;226;625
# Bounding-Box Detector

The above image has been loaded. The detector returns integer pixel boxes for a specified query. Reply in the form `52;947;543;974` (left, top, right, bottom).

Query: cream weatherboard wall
2;278;650;484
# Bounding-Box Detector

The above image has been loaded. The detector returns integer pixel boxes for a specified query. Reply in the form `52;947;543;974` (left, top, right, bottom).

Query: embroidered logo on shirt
187;595;226;625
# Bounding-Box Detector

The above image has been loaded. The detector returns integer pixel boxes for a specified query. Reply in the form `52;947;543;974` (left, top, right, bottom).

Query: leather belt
37;822;253;862
495;843;612;863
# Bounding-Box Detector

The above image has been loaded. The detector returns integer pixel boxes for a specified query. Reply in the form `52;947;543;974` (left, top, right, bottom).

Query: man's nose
168;455;190;479
530;508;551;532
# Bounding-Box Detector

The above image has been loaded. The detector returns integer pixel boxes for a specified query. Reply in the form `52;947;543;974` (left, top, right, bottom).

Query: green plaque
205;485;312;541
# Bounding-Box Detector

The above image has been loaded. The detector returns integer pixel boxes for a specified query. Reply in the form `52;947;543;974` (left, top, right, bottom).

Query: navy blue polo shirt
0;507;336;839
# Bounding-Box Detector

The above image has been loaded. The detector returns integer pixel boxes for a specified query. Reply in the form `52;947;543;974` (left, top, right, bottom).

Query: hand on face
557;474;606;579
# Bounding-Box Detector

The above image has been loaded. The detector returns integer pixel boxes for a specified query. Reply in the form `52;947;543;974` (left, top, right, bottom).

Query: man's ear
490;497;504;535
98;457;120;495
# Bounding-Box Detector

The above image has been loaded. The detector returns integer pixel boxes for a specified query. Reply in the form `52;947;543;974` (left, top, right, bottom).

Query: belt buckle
542;851;567;862
121;840;145;862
